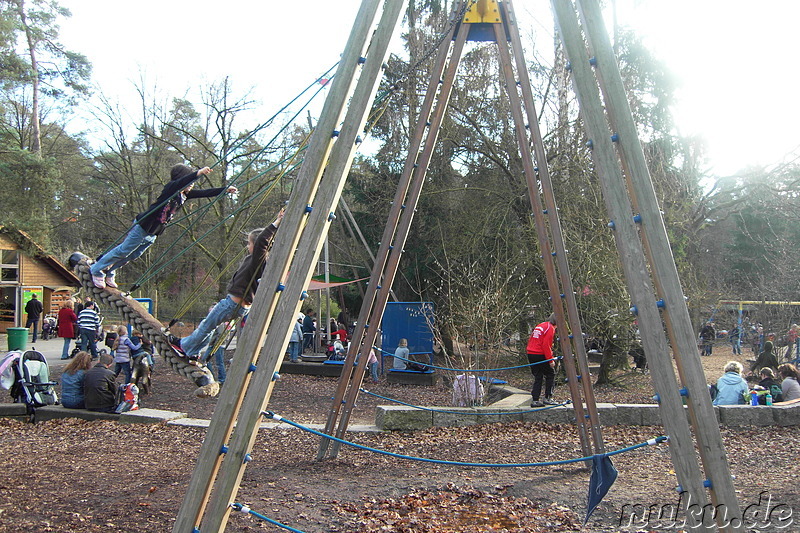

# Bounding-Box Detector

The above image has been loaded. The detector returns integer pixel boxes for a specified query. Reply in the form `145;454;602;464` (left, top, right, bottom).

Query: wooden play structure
138;1;743;531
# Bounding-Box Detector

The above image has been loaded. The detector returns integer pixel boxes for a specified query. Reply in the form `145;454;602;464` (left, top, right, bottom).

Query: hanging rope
126;77;328;290
129;154;300;290
230;504;306;533
375;346;563;372
148;137;309;316
98;62;338;258
359;388;569;414
263;411;667;467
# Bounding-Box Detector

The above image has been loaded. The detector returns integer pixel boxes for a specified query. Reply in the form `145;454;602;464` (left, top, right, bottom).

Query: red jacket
57;307;78;338
526;321;556;358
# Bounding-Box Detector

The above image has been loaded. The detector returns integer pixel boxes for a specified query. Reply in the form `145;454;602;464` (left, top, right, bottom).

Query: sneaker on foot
105;274;118;288
530;400;544;408
169;337;186;356
91;273;106;289
542;398;560;405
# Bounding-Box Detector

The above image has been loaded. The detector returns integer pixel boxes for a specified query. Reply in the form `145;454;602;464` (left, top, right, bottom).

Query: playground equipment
166;0;741;531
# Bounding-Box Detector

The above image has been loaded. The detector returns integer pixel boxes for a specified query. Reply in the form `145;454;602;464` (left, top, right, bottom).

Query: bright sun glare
56;0;800;178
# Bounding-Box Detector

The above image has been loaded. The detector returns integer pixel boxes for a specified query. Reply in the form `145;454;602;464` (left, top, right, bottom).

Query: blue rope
359;388;569;414
263;411;667;467
231;503;306;533
375;346;561;372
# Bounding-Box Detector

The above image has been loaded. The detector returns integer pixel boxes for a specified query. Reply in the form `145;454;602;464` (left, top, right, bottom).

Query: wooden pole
316;5;464;460
197;2;407;530
172;1;389;531
573;0;743;529
550;0;710;527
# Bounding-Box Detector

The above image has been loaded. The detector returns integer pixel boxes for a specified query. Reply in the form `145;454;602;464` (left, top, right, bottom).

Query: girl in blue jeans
89;165;236;289
170;211;283;360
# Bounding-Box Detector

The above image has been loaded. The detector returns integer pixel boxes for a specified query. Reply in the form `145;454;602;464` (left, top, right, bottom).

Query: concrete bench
0;403;186;424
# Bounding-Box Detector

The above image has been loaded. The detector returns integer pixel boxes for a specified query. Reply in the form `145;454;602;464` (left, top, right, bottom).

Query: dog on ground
131;353;152;395
629;345;647;372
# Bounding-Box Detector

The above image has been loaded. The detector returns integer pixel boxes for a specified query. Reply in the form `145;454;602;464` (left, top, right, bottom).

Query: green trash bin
7;327;28;351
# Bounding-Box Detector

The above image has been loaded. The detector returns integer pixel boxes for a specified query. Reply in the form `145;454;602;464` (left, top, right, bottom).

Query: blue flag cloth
585;454;618;525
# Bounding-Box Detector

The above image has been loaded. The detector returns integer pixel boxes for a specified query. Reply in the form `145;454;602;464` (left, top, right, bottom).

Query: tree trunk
15;0;41;155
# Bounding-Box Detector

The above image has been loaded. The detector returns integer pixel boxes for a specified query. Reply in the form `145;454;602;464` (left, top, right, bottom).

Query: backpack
751;385;783;405
756;385;783;404
115;383;140;413
709;383;718;401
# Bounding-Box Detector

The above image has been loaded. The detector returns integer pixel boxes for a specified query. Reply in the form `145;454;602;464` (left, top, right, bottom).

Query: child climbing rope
169;209;284;360
89;164;238;289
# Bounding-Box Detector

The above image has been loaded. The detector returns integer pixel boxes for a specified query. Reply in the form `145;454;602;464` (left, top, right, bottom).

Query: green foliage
0;146;57;244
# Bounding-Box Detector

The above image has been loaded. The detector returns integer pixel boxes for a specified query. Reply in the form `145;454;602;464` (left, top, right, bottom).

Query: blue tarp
381;302;434;354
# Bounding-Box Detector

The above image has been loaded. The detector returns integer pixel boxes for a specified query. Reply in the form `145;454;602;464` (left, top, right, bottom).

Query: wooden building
0;227;80;333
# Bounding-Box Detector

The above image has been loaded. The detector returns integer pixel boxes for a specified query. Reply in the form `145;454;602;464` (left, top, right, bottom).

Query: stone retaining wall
375;403;800;431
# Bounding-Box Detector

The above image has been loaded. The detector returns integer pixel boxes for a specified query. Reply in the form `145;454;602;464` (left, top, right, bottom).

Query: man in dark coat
302;309;317;353
84;352;117;413
24;293;43;342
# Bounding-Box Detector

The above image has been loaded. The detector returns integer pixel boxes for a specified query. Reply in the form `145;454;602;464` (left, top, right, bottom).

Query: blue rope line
263;411;667;467
359;388;569;414
375;346;562;372
231;503;306;533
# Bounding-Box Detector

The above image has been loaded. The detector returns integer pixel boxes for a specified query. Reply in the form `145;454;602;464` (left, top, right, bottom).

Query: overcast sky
56;0;800;177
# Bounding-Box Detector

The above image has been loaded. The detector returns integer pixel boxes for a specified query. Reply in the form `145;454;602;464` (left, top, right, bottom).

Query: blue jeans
181;296;248;358
91;223;157;276
61;337;72;359
303;332;314;351
25;318;39;342
368;361;379;382
202;328;227;383
288;341;302;362
80;329;98;358
115;362;132;383
730;339;741;355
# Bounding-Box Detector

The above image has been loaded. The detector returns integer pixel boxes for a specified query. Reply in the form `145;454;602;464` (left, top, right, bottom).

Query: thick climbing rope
130;156;297;290
73;260;219;398
359;387;569;414
159;148;305;326
376;346;563;372
264;411;667;467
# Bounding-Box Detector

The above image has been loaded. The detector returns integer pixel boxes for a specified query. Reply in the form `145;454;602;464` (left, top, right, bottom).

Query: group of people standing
55;297;103;360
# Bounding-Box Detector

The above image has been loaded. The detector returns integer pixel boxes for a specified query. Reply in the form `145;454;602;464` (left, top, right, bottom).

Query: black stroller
41;315;57;340
0;349;58;422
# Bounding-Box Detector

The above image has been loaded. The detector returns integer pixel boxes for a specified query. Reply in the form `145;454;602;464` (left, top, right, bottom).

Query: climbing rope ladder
169;0;743;531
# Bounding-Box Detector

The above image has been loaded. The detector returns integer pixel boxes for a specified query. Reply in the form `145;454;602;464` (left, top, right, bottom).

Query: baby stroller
0;350;58;422
41;315;57;340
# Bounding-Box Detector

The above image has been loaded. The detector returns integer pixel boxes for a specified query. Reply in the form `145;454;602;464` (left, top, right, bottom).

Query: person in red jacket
57;299;78;360
527;313;559;407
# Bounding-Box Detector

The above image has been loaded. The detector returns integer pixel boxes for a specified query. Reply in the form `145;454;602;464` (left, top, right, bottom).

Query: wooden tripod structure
316;0;605;465
173;1;743;531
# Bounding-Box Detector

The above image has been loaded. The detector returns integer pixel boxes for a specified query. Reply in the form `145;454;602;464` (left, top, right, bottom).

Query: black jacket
24;298;43;319
226;224;278;305
83;364;117;412
135;170;225;236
